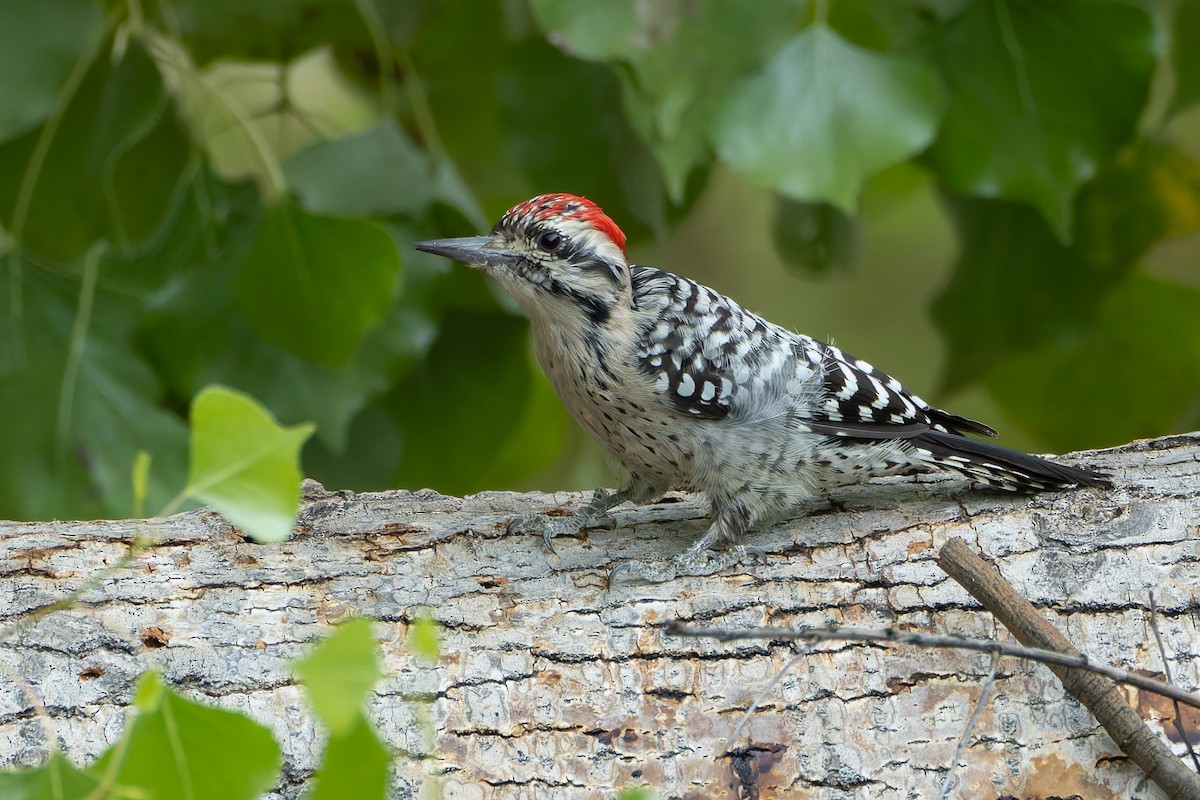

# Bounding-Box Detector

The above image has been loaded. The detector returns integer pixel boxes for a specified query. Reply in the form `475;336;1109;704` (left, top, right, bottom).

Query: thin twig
56;242;105;459
723;645;810;756
666;622;1200;711
937;650;1000;800
352;0;398;115
0;662;57;750
0;532;155;644
937;537;1200;798
1149;590;1200;773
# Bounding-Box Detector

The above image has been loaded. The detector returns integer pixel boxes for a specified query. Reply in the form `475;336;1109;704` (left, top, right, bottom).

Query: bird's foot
607;544;763;585
507;495;618;554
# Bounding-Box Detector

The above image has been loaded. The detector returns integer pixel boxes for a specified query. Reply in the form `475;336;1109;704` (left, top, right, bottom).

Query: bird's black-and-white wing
800;341;996;440
632;268;740;420
631;266;995;440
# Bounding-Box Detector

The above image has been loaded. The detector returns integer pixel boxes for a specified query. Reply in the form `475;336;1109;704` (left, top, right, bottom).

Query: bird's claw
588;514;617;531
507;513;569;553
506;513;547;538
735;544;769;566
605;553;699;586
585;487;612;510
506;509;614;554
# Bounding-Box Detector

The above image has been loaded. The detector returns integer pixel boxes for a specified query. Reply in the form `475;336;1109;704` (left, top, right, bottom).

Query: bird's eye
537;231;562;252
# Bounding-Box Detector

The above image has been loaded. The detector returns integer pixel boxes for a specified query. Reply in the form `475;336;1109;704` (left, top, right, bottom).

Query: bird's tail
910;430;1112;492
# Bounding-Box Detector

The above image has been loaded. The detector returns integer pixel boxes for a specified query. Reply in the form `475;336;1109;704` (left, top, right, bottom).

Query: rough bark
1;433;1198;799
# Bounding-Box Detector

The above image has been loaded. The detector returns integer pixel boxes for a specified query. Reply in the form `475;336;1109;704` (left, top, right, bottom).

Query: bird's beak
414;235;517;268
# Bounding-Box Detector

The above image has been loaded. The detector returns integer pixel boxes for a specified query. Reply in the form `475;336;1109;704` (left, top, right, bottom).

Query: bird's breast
530;323;695;486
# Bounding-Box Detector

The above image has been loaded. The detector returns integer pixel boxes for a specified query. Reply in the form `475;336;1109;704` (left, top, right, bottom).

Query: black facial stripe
492;220;625;286
542;275;611;325
564;285;611;324
575;255;623;283
550;236;610;273
531;232;623;284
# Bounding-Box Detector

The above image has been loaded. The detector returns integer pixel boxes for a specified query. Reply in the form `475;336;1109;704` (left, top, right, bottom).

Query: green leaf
170;0;371;65
924;0;1155;237
296;622;390;799
931;197;1109;391
308;713;390;800
243;301;437;454
413;2;676;238
619;0;807;201
94;41;190;250
235;201;402;367
772;196;859;276
827;0;973;50
294;618;383;734
92;671;282;800
92;40;167;177
616;788;660;800
134;668;167;709
526;0;641;60
104;110;192;250
0;38;187;260
987;276;1200;450
530;0;807;200
1073;141;1200;270
935;142;1200;393
406;613;440;664
0;60;107;261
0;258;189;520
0;0;103;142
164;44;380;192
1170;0;1200;116
391;306;568;495
140;202;437;455
185;385;314;542
713;24;943;210
132;450;151;519
168;301;434;456
285;121;434;218
0;751;100;799
497;39;672;234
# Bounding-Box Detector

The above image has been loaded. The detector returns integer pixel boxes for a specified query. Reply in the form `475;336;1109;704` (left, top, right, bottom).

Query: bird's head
415;193;631;325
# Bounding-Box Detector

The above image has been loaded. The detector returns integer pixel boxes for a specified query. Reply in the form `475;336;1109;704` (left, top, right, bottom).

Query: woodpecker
416;194;1110;581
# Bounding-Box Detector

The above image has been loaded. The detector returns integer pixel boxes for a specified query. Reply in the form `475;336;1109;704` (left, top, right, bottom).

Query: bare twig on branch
665;623;1200;711
0;531;153;644
723;646;810;756
937;650;999;800
670;615;1200;797
0;662;55;749
936;536;1200;798
1149;590;1200;774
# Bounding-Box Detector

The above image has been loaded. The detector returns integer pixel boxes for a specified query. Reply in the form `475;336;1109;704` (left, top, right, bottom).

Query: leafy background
2;0;1199;523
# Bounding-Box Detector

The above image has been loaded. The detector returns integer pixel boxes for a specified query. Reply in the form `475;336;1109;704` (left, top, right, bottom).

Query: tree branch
1149;590;1200;774
1;433;1198;798
665;623;1200;711
936;536;1200;797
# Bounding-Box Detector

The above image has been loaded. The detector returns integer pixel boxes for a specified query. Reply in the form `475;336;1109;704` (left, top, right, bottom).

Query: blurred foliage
0;623;396;800
296;618;391;800
0;0;1198;521
91;671;282;800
